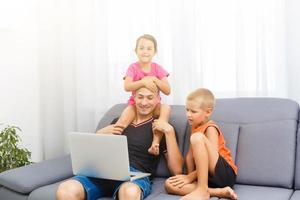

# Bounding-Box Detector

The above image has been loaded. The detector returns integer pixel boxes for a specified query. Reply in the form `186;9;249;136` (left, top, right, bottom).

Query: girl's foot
148;143;159;155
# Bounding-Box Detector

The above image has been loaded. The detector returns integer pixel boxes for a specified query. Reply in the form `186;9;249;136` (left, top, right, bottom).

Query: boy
165;88;238;200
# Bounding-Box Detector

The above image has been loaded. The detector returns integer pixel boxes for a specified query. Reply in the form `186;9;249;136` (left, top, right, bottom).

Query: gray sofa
1;98;300;200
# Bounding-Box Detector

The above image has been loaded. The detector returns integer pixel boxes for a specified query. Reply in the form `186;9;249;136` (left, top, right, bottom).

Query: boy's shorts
73;166;152;200
208;155;236;188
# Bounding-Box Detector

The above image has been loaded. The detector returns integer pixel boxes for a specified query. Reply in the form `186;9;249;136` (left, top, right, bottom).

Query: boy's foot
214;186;237;200
148;143;159;155
180;188;210;200
210;186;237;200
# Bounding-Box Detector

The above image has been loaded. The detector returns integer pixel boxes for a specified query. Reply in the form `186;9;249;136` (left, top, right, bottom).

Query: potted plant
0;125;32;173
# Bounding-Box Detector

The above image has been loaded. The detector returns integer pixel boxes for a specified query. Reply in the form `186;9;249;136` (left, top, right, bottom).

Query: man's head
134;87;160;118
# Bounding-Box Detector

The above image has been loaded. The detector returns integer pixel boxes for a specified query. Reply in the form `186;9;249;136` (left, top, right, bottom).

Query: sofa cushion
233;184;293;200
236;121;297;188
153;193;218;200
295;118;300;190
143;178;166;200
212;98;299;123
0;187;28;200
290;191;300;200
0;155;73;194
28;181;62;200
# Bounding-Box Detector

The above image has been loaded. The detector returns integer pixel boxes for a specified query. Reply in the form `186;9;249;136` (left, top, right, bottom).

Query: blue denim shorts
73;166;152;200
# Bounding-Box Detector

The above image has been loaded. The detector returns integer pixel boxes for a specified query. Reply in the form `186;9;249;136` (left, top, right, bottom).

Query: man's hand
96;124;123;135
141;76;158;93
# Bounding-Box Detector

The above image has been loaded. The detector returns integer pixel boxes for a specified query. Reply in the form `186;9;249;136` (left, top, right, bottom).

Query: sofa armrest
0;155;73;194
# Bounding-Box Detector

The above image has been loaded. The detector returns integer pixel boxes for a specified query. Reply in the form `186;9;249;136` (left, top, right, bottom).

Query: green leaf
0;124;32;173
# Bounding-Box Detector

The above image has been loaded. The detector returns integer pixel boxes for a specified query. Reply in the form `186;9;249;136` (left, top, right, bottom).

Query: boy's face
134;87;159;117
135;38;156;64
185;99;212;126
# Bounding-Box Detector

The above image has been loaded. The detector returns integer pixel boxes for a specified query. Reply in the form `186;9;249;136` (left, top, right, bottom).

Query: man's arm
153;121;183;175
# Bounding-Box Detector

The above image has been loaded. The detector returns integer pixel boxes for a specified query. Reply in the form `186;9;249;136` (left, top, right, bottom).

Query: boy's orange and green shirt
192;121;238;175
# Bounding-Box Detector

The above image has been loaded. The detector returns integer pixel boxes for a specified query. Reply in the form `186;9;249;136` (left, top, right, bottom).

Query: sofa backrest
96;99;300;187
295;113;300;189
95;104;188;178
211;98;299;189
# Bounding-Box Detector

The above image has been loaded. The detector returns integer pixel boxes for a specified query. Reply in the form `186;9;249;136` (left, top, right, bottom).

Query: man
56;86;183;200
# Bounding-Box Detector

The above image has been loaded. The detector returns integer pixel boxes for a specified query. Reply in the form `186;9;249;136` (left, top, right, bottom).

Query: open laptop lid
69;132;133;181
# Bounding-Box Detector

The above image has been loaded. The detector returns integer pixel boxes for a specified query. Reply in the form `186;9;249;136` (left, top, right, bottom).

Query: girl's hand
152;119;173;134
167;174;193;188
141;77;158;93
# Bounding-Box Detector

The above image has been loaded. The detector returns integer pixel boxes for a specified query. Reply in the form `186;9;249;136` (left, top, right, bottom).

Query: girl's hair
187;88;215;109
135;34;157;52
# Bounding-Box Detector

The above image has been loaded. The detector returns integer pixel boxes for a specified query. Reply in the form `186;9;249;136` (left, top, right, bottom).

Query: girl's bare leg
148;104;170;155
114;105;136;132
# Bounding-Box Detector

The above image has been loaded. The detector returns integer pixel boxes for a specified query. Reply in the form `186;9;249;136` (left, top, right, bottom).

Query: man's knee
190;132;206;145
56;180;85;200
118;182;141;200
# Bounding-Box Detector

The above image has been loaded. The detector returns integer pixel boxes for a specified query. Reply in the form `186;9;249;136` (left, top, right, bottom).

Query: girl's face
185;100;211;127
135;38;156;64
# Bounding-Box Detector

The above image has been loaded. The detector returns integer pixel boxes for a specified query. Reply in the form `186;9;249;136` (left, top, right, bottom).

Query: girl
115;34;171;156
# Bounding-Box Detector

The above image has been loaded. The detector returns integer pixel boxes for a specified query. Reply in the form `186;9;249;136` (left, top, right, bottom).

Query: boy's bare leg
148;104;171;155
114;105;136;133
181;133;219;200
165;178;237;200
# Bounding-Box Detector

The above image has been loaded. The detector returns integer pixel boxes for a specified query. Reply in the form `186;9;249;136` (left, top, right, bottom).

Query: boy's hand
167;174;193;188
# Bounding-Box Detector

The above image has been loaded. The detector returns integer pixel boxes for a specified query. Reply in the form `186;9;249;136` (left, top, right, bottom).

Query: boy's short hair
135;34;157;52
187;88;215;109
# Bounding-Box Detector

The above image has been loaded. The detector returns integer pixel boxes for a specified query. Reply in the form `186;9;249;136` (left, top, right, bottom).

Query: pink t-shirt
125;62;169;105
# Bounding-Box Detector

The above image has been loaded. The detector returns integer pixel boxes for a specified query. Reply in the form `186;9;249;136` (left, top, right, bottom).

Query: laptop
69;132;151;181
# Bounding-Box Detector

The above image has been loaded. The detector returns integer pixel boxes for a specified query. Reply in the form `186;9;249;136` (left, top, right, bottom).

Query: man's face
134;87;159;116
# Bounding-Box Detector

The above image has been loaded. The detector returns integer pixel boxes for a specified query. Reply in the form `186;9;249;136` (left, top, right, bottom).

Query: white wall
0;0;300;162
287;0;300;104
0;1;42;162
